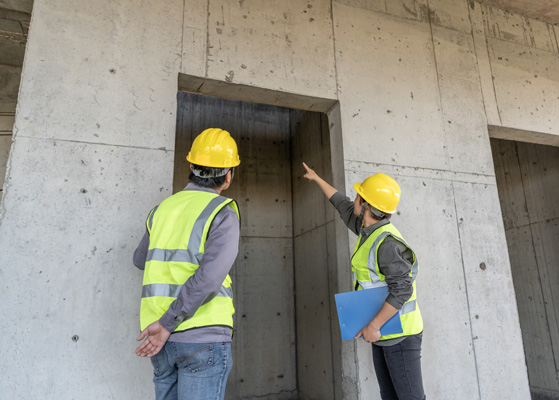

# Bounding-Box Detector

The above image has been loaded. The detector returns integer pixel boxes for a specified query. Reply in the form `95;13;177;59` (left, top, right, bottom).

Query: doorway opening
489;127;559;400
173;76;351;400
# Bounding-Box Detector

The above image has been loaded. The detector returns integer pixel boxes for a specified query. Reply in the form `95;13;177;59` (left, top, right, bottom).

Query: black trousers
372;333;426;400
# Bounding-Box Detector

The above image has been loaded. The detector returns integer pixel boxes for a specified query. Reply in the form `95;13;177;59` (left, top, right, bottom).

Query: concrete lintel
178;74;338;113
488;125;559;147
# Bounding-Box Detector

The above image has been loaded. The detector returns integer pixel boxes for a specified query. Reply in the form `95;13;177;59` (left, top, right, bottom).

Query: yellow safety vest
140;190;239;332
352;223;423;340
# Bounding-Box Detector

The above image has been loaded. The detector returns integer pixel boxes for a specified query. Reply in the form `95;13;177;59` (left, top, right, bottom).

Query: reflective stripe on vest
142;283;233;299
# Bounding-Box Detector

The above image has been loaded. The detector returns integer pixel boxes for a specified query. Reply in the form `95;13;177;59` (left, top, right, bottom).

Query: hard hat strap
358;201;367;226
359;199;386;222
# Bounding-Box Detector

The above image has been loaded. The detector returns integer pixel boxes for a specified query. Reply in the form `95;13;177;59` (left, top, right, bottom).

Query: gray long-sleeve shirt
329;192;414;310
133;183;240;343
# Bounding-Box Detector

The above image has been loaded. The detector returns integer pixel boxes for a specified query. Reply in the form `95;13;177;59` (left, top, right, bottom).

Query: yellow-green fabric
351;223;423;340
140;190;239;332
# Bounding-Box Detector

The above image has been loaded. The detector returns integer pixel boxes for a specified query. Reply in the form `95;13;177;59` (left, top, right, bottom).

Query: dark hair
369;203;392;221
357;194;392;220
189;164;234;188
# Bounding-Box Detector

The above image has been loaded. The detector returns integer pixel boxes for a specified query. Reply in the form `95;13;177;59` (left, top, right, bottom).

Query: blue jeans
150;342;233;400
372;333;426;400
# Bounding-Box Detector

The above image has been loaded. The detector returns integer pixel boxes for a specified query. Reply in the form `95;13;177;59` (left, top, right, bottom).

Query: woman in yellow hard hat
303;162;425;400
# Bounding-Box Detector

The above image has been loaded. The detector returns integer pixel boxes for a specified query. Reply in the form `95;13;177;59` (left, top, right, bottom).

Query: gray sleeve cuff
385;293;402;310
159;310;182;333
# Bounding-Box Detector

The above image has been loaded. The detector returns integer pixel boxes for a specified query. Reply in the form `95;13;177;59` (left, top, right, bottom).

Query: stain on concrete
402;1;418;18
419;4;441;26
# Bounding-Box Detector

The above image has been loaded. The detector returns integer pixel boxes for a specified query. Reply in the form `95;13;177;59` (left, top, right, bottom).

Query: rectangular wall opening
490;135;559;400
173;86;349;400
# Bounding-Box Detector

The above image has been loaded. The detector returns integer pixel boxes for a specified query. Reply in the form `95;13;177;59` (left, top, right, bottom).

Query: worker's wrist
368;319;382;331
159;311;181;333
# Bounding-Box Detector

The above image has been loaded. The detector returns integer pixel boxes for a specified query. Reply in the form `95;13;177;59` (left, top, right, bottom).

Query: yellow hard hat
186;128;241;168
353;173;401;214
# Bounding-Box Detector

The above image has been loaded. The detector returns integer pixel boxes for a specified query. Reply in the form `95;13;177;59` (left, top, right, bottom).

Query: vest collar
360;219;391;241
184;182;219;194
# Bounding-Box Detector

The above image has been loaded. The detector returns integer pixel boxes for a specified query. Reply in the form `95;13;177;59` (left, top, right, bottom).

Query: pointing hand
302;162;319;182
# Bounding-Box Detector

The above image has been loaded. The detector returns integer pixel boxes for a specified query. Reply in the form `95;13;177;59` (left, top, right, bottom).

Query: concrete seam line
330;0;340;100
467;3;493;129
451;180;482;399
14;135;174;152
424;0;453;174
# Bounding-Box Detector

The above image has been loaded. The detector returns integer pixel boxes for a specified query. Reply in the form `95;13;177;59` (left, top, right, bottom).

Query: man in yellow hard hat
303;162;425;400
133;128;241;400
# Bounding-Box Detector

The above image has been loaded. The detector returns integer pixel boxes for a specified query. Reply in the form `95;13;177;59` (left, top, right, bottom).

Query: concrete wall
2;0;559;398
491;138;559;400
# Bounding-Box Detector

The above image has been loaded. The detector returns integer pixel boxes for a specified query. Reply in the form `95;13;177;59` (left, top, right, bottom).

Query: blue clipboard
335;287;403;340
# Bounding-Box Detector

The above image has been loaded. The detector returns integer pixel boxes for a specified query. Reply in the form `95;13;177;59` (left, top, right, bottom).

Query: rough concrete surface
2;0;559;398
14;0;183;150
205;0;337;100
334;3;448;172
0;136;173;398
478;0;559;24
